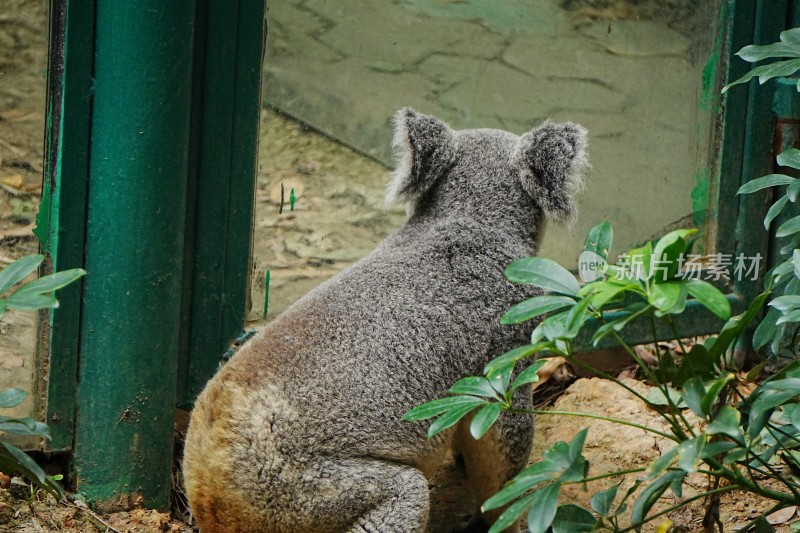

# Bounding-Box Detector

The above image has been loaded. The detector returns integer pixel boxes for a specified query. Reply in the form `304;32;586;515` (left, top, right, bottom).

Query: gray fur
183;108;589;533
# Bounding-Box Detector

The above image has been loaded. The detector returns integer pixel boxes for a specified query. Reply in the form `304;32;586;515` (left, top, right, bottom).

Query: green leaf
504;258;580;296
569;428;588;462
562;297;591;340
5;293;59;311
526;483;561;533
488;491;538;533
737;173;797;194
780;238;800;256
631;472;684;530
648;282;681;313
673;344;716;386
782;28;800;45
0;388;27;409
652;229;695;281
0;441;63;501
762;376;800;393
510;359;549;393
591;304;649;346
708;292;770;362
501;295;575;325
402;395;485;421
0;255;43;297
12;268;86;297
723;58;800;92
482;461;560;511
777;215;800;238
579;280;637;310
789;181;800;202
766;195;790;230
0;416;51;438
427;402;484;438
590;485;618;517
484;343;550;376
772;259;795;284
646;387;686;409
795;249;800;280
583;221;613;260
705;406;744;442
748;389;798;439
449;377;498;398
769;295;800;312
646;446;678;479
700;441;737;460
677;437;705;473
701;372;735;415
682;279;731;320
737;41;800;62
778;148;800;171
470;403;502;440
543;441;573;470
622;242;653;280
550;504;596;533
532;311;570;343
784;403;800;431
488;365;513;396
777;308;800;325
681;377;707;417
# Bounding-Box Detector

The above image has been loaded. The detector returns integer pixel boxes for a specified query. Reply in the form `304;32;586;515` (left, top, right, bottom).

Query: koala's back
182;218;533;532
206;218;531;454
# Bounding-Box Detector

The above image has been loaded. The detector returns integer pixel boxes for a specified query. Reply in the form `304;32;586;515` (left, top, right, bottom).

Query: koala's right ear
386;108;457;205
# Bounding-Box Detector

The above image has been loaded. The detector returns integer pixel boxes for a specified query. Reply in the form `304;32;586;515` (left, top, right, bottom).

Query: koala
182;108;588;533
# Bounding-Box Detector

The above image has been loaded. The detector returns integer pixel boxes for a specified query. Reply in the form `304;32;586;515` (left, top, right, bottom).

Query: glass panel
252;0;722;319
0;1;48;424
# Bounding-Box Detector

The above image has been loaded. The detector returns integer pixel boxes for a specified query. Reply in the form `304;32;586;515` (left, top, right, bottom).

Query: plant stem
618;485;736;532
608;328;692;440
581;468;646;483
704;456;798;505
511;408;674;440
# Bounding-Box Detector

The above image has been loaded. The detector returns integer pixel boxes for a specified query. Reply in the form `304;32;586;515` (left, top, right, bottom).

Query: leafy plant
403;28;800;533
0;254;84;501
723;27;800;93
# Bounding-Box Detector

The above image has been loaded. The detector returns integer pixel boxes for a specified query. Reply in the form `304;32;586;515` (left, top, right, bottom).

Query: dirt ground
0;0;798;532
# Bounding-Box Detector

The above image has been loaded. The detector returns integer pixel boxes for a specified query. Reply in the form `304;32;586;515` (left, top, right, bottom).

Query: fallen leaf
0;174;23;188
767;506;797;525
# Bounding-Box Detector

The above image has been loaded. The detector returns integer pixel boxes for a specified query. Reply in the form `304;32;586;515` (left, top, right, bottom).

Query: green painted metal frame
177;0;265;409
37;0;265;510
576;0;793;351
36;0;94;453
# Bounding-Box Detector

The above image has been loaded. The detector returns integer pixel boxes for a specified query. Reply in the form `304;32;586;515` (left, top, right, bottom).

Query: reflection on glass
0;1;48;423
254;0;721;319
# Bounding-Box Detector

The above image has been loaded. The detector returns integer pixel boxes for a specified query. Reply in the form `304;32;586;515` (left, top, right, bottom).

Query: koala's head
386;108;588;229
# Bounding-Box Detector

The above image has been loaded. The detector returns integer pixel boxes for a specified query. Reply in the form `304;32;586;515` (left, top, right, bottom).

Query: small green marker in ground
264;270;271;318
290;188;296;211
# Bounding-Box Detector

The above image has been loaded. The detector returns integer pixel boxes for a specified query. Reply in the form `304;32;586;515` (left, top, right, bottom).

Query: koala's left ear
513;121;589;222
386;108;457;205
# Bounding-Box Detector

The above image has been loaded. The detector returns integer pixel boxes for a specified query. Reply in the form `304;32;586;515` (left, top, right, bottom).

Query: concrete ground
262;0;721;267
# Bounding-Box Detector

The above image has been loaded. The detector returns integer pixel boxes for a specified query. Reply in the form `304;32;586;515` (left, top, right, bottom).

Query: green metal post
72;2;195;510
36;0;95;451
177;0;265;407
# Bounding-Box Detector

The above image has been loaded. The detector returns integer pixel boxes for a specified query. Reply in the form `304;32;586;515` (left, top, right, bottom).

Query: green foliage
0;255;85;501
723;28;800;92
0;389;63;501
403;28;800;532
